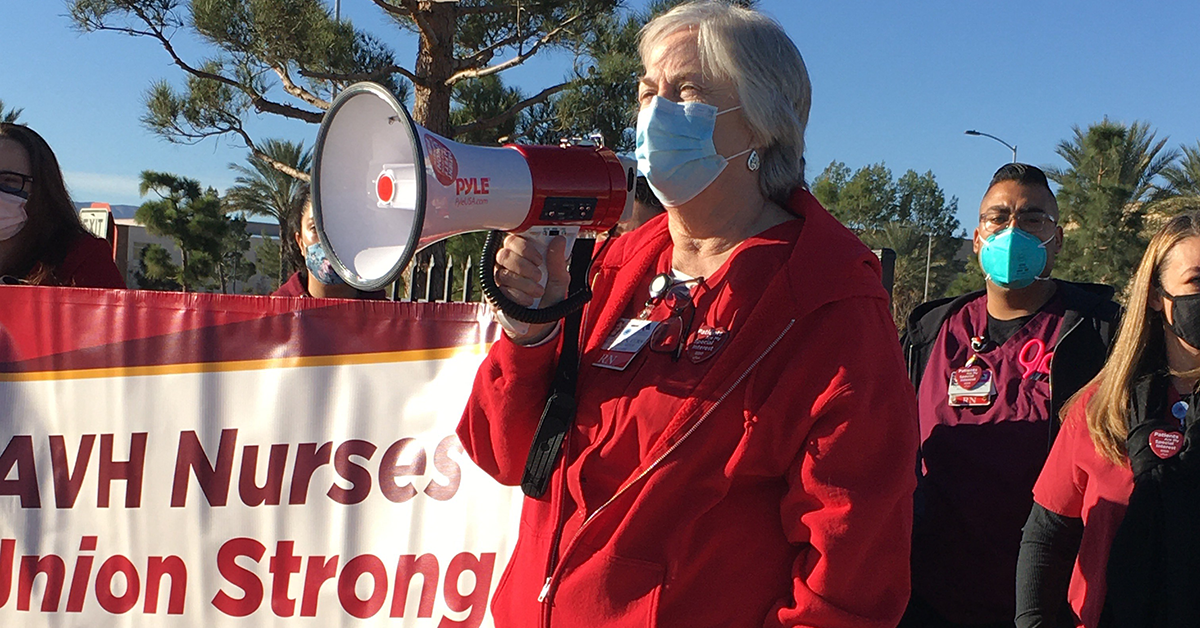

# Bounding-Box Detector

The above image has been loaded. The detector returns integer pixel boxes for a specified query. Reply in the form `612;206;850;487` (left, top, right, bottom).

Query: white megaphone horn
312;82;636;321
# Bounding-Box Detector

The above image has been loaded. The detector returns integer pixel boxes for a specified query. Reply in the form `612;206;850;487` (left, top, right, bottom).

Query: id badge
948;365;995;407
593;318;657;371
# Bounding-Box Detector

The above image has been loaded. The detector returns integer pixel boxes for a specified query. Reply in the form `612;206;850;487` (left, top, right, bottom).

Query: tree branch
231;128;311;182
102;7;323;123
446;15;580;85
368;0;411;17
248;98;323;124
456;3;518;15
452;4;545;71
272;64;331;110
147;105;242;147
452;82;571;137
371;0;440;48
300;64;423;87
455;29;528;72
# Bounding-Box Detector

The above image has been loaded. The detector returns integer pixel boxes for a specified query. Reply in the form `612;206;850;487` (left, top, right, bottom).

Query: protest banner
0;286;518;627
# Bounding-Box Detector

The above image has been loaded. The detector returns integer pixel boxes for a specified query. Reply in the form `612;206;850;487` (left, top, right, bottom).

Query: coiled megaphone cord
479;230;601;324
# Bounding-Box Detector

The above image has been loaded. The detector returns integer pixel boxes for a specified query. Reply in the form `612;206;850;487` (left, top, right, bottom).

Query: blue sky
4;0;1200;232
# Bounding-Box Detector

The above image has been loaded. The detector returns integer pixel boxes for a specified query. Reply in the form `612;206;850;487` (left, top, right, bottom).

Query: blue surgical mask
635;96;751;206
979;227;1054;289
305;242;346;286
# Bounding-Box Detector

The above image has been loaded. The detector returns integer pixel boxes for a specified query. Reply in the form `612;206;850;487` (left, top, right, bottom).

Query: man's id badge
948;365;995;407
593;318;657;371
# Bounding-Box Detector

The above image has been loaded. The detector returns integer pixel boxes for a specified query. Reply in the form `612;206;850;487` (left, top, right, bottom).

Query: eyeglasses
649;280;696;361
979;209;1055;235
0;170;33;199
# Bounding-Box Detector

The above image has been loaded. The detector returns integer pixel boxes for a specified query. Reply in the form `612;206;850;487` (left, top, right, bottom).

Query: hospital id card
593;318;657;371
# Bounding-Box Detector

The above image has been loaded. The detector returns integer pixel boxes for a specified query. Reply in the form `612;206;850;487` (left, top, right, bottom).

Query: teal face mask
979;227;1053;289
635;96;750;206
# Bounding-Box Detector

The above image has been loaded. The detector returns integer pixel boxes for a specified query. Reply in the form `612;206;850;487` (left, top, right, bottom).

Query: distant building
77;202;282;294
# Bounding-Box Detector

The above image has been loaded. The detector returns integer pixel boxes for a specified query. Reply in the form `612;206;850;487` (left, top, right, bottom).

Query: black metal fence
397;247;896;302
394;252;476;302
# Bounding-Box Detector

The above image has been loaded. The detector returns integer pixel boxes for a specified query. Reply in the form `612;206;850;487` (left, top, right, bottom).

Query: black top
1016;504;1084;628
988;312;1037;347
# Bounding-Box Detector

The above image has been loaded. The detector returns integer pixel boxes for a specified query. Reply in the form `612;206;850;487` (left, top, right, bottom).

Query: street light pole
965;129;1017;163
923;232;932;301
330;0;342;98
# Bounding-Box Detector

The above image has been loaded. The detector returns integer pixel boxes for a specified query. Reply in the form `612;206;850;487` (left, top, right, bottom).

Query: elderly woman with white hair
457;2;917;626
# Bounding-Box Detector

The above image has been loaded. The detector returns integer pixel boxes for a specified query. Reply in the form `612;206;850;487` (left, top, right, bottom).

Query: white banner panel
0;288;518;627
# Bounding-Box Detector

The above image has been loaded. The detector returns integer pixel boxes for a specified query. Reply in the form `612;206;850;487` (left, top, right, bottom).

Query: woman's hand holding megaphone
494;233;570;345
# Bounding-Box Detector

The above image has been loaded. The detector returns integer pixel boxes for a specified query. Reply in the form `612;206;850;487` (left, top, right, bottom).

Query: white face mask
0;190;27;241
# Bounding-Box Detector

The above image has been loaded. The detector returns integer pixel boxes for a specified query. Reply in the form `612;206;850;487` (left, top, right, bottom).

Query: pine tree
214;214;255;293
71;0;630;177
133;244;182;290
136;171;233;292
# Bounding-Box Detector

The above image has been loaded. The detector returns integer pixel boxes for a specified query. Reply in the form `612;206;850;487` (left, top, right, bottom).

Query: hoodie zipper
537;272;599;622
537;426;572;605
536;319;795;612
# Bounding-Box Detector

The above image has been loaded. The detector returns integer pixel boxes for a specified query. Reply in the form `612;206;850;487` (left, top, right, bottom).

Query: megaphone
312;82;636;321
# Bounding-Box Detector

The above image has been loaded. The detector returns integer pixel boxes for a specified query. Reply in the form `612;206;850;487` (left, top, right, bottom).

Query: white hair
640;0;812;204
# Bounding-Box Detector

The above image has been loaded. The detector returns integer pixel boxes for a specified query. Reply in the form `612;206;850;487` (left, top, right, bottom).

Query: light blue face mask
979;227;1054;289
635;96;751;206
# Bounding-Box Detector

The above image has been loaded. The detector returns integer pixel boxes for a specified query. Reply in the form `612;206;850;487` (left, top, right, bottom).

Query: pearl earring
747;150;760;172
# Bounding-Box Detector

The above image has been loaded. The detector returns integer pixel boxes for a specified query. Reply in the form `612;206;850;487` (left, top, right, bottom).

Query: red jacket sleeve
56;234;126;288
457;331;561;485
765;297;918;628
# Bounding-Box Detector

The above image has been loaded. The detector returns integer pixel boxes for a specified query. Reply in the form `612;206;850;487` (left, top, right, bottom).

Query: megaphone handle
490;228;579;337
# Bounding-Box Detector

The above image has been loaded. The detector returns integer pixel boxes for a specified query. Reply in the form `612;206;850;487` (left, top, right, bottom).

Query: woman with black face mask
1016;211;1200;628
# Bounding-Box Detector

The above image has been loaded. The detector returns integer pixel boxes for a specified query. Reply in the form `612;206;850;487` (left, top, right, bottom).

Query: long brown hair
1074;211;1200;464
0;122;89;284
284;185;311;276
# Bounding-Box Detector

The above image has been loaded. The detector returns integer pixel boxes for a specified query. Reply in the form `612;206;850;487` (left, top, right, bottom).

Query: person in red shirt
458;2;917;626
0;122;124;288
272;195;385;299
1017;212;1200;627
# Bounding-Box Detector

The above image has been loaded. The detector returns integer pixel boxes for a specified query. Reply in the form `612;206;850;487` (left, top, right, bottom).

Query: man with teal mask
900;164;1120;628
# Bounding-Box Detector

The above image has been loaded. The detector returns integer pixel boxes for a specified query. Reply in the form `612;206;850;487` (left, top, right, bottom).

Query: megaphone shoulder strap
520;238;596;498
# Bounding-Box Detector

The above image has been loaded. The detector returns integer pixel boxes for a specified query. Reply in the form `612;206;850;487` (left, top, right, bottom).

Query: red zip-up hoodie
458;189;917;628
